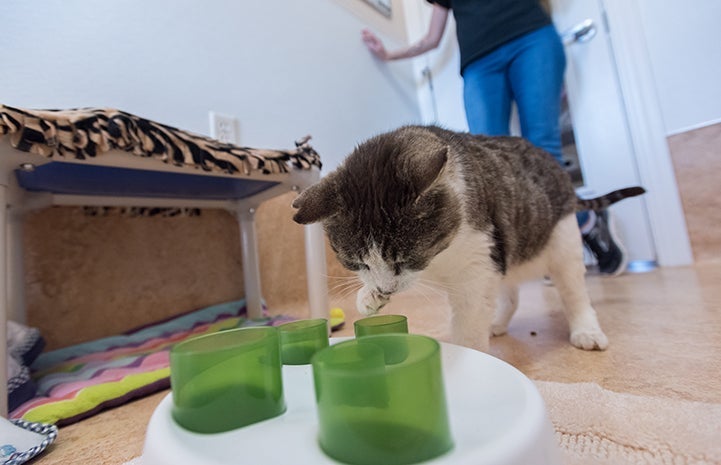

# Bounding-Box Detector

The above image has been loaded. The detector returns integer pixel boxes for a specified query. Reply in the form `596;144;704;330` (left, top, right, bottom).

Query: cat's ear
292;176;339;224
415;146;448;193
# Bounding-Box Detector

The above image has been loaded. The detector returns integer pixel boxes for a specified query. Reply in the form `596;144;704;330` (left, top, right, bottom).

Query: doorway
413;0;665;269
552;0;657;268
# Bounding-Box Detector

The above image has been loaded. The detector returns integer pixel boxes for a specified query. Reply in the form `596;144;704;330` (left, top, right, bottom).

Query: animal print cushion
0;104;321;175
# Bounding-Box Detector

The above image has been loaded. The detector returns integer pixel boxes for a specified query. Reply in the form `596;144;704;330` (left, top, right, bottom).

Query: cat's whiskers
414;280;448;298
324;274;358;280
329;277;363;301
417;278;464;298
329;279;361;294
408;281;437;305
334;286;363;302
327;273;361;285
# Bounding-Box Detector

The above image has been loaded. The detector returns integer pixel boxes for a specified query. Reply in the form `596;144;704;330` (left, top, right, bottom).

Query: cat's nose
376;286;394;296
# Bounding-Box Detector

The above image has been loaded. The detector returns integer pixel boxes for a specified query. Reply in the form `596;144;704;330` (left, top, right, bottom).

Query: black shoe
582;210;628;276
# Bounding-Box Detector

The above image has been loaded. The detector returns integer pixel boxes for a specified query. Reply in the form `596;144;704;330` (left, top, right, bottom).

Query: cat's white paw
570;330;609;350
356;286;390;316
491;323;508;337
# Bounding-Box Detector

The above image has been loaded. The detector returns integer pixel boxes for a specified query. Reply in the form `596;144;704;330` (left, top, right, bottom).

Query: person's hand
361;28;389;61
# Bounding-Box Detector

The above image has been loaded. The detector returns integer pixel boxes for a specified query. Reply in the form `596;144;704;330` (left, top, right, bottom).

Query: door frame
600;0;692;266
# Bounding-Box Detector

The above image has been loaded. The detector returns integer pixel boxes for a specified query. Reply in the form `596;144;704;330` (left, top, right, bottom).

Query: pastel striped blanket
10;300;293;426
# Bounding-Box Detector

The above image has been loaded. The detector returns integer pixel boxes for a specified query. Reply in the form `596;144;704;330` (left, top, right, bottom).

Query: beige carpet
534;381;721;465
120;380;721;465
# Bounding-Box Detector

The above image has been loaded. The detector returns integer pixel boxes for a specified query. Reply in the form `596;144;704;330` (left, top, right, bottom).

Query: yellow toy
329;307;345;332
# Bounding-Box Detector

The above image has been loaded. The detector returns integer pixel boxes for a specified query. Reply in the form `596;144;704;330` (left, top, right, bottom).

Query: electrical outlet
209;111;240;144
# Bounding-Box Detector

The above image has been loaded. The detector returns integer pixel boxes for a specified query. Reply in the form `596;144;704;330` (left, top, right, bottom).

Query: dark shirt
427;0;551;74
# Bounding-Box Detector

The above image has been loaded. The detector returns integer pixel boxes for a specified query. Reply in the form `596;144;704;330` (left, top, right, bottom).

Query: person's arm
361;3;449;61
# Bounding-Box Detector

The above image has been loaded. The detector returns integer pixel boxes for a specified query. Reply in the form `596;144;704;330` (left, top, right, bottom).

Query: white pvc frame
0;138;329;416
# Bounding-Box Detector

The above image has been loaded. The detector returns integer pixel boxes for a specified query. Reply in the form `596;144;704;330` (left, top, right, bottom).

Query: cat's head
292;127;462;314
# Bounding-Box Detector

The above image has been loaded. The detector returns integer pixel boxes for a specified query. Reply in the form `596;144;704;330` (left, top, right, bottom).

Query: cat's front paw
356;286;390;316
491;322;508;337
570;330;609;350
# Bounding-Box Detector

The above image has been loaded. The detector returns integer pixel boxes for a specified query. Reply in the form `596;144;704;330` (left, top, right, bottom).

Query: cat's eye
340;259;369;271
393;262;404;275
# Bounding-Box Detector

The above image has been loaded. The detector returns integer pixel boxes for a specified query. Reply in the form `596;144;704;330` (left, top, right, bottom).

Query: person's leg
507;24;566;164
462;51;513;136
507;26;590;222
508;25;626;275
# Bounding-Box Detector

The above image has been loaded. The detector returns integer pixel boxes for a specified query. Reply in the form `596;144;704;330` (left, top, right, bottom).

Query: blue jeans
463;24;589;226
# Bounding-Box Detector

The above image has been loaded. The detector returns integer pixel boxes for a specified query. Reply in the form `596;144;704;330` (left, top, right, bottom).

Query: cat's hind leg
491;283;519;336
547;215;609;350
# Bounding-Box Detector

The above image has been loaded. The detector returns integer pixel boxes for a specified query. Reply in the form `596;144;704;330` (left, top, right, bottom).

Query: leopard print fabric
0;104;322;216
0;104;321;175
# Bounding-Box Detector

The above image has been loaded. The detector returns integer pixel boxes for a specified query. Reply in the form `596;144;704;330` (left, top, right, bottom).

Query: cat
292;125;644;352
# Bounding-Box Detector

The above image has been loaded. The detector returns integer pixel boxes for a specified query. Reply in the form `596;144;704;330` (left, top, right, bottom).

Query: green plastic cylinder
354;314;408;337
311;334;453;465
279;318;329;365
170;326;286;434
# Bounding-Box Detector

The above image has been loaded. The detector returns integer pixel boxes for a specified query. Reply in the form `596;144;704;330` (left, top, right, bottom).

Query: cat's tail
575;186;646;211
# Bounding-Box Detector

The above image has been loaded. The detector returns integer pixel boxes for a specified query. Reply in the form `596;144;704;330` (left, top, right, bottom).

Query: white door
551;0;656;266
412;0;657;267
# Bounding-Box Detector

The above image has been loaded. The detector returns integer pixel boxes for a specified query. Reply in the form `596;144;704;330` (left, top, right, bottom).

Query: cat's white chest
422;224;497;282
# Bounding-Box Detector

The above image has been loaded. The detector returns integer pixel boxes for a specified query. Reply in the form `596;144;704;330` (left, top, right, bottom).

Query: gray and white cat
292;125;644;352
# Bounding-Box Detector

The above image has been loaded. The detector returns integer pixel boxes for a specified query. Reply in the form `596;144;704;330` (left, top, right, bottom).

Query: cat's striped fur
293;125;644;352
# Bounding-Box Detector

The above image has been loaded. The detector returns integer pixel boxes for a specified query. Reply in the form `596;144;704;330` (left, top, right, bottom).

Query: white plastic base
141;339;560;465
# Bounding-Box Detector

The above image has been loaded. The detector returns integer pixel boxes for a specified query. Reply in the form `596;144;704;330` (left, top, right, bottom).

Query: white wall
0;0;422;172
636;0;721;135
403;0;467;131
2;0;713;174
